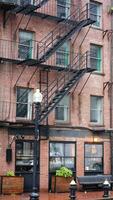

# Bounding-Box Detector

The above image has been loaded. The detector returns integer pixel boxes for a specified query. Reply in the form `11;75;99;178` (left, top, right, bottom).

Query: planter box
2;176;24;194
51;176;72;193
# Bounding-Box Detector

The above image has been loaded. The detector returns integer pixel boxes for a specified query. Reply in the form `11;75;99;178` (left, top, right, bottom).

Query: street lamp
30;89;43;200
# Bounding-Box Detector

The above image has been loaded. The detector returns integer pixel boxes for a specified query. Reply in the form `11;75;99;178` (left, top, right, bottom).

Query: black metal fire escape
39;52;95;122
18;3;95;66
0;1;96;123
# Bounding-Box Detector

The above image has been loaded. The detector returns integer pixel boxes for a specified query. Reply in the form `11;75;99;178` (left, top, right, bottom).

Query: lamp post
30;89;43;200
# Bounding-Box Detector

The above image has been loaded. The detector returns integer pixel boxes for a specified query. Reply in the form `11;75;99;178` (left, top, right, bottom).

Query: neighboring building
0;0;112;192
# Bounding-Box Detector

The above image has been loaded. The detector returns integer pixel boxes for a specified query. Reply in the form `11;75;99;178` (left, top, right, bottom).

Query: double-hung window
85;143;103;175
18;30;34;60
90;1;102;28
90;44;102;72
90;95;103;124
56;42;70;67
57;0;70;19
16;87;33;120
55;95;70;122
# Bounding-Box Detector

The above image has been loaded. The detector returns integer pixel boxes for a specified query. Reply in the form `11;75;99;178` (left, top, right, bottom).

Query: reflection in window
18;30;34;60
16;87;33;120
55;95;70;122
90;95;103;124
56;42;70;67
15;141;39;173
57;0;70;18
90;1;101;27
49;142;75;172
85;143;103;175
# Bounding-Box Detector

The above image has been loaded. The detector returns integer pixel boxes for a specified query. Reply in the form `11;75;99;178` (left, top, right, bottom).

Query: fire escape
0;0;96;123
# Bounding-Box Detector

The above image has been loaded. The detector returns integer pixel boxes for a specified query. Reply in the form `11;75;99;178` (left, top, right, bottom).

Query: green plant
6;170;15;176
56;166;73;178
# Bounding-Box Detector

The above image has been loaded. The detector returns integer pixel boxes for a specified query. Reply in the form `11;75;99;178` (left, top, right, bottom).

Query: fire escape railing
38;51;95;122
17;3;95;65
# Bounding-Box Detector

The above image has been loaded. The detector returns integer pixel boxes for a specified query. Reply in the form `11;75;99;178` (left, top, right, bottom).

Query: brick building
0;0;112;193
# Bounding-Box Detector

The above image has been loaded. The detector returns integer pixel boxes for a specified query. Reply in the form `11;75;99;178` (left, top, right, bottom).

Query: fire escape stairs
39;52;95;123
13;0;49;14
18;3;95;66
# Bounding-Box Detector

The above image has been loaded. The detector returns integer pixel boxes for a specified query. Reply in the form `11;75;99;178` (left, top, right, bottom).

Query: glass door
15;140;39;192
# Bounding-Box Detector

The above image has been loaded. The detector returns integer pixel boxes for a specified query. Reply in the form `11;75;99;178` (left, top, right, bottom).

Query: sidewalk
0;191;113;200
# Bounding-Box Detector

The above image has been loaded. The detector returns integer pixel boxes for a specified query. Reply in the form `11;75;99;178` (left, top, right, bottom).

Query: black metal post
69;180;77;200
30;102;40;200
103;179;110;198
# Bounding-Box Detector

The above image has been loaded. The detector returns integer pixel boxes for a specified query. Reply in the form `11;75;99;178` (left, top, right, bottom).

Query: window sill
16;118;33;123
55;121;71;126
91;26;103;31
92;71;105;76
89;123;105;128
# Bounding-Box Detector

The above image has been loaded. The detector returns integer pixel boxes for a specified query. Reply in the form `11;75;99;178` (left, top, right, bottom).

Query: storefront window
85;143;103;175
49;142;75;172
15;141;39;173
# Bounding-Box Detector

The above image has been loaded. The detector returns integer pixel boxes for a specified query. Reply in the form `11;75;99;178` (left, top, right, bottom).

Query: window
20;0;34;5
90;44;102;72
18;30;34;60
16;87;33;120
90;1;102;27
55;95;70;122
90;95;103;124
85;143;103;175
56;42;70;67
49;142;75;172
57;0;70;18
15;140;39;172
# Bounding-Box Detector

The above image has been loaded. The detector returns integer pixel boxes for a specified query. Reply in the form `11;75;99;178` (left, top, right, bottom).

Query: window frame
84;143;103;175
90;44;102;72
55;95;70;123
90;1;102;28
56;42;70;68
16;87;33;120
15;140;39;173
57;0;71;19
90;95;103;124
18;30;34;60
49;141;76;173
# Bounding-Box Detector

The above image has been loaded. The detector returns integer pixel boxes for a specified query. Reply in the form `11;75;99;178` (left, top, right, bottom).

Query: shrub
6;170;15;176
56;166;73;178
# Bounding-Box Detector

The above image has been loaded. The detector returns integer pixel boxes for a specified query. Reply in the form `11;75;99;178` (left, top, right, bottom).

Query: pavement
0;191;113;200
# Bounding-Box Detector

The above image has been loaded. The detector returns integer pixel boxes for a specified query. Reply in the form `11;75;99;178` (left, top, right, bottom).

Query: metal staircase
18;3;95;66
39;52;95;122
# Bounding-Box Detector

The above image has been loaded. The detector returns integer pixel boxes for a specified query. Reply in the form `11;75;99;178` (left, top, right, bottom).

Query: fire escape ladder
39;51;95;123
13;0;49;14
17;3;95;66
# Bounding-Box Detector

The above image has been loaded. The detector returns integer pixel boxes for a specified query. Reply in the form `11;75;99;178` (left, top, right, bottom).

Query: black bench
77;175;113;191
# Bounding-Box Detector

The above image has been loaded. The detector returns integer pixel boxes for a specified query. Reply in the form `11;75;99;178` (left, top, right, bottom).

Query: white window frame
55;95;70;123
16;87;33;120
90;44;102;72
56;42;70;68
90;1;102;28
18;30;34;60
57;0;70;19
90;95;103;124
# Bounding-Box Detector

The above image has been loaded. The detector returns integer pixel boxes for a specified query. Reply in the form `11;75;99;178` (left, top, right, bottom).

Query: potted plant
51;166;73;193
2;170;24;194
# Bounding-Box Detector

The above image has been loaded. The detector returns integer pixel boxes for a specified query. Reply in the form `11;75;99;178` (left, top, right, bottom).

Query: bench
77;175;113;191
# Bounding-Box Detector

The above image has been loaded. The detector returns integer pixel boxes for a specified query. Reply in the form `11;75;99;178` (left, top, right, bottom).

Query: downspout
110;0;113;176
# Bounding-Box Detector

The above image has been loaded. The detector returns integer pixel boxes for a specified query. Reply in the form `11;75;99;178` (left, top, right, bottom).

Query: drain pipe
110;0;113;176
